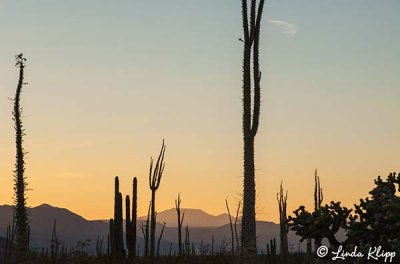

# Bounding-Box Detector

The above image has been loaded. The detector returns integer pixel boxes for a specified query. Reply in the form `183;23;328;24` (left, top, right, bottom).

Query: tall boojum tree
13;53;30;262
240;1;265;263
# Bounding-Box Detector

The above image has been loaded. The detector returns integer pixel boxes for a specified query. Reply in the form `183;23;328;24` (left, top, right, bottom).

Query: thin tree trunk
234;201;241;255
157;222;166;257
150;190;156;257
225;199;235;256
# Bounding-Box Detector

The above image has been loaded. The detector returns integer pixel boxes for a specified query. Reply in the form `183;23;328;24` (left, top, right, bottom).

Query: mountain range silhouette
0;204;340;254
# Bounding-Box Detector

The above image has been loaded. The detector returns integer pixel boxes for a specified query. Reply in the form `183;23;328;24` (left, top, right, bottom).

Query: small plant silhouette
277;182;288;262
175;193;185;256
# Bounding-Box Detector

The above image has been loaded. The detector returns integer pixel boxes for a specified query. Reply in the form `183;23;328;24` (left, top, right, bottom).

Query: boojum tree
240;1;265;263
13;53;30;262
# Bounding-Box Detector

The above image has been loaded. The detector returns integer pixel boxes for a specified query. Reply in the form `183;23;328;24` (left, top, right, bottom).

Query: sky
0;0;399;223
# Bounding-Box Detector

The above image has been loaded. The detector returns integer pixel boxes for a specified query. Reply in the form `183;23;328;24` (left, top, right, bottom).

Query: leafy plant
347;173;400;252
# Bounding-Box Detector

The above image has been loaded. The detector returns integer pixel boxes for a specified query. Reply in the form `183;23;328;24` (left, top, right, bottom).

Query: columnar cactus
314;169;323;211
125;195;131;255
109;176;124;261
125;177;138;260
313;169;323;250
132;177;137;258
109;219;115;257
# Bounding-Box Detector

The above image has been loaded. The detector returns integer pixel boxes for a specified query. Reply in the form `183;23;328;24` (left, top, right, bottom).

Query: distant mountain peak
36;203;53;208
138;207;233;228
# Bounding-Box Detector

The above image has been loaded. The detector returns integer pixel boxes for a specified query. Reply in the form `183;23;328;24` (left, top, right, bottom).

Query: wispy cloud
268;18;297;37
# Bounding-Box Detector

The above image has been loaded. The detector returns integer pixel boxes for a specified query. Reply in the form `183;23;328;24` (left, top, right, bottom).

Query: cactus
106;234;110;256
314;169;323;211
132;177;137;258
149;140;166;257
240;1;266;263
175;193;185;256
109;176;124;261
109;219;115;257
313;169;323;250
277;181;288;262
125;177;138;260
125;195;131;254
266;238;277;264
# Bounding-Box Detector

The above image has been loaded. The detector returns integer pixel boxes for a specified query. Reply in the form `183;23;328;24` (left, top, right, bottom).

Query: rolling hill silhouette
0;204;328;254
0;204;110;252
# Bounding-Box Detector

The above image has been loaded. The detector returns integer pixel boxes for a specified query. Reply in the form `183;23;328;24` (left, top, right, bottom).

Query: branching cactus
277;181;288;262
175;193;185;256
149;140;166;257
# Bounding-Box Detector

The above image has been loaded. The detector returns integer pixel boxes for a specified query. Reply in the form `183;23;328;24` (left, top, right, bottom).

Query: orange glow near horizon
1;0;400;225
